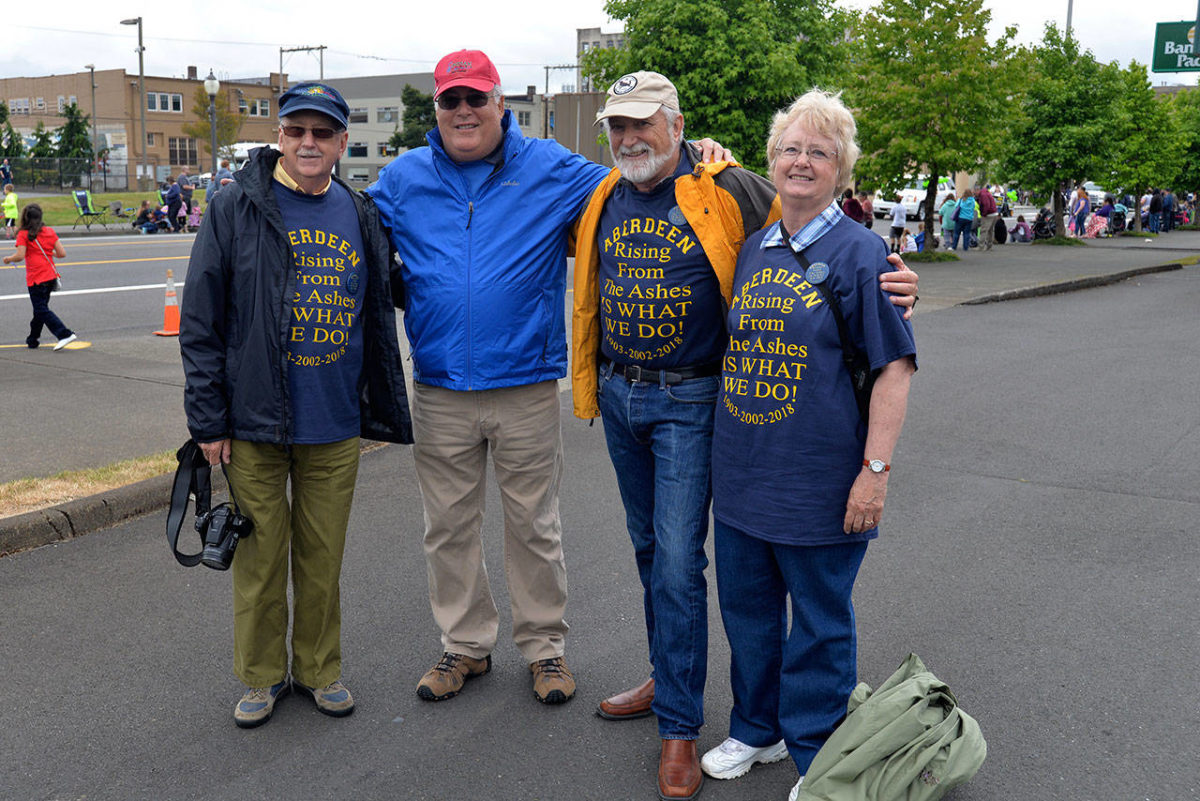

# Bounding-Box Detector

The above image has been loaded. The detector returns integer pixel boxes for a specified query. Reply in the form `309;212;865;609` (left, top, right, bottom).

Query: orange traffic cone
154;269;180;337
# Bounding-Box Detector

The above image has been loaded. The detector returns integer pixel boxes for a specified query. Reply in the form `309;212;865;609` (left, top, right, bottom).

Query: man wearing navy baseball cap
181;80;412;729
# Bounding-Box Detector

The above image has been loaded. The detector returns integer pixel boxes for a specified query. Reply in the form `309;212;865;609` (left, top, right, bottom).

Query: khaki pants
411;380;567;663
978;213;1000;249
225;437;360;688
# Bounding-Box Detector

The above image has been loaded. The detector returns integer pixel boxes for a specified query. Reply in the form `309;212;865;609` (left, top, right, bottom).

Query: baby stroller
1032;207;1056;240
1108;204;1128;235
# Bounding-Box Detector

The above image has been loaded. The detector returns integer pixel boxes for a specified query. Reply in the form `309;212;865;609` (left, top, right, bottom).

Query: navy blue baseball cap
278;82;350;129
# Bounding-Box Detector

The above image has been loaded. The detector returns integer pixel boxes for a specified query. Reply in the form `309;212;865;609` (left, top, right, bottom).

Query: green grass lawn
15;190;177;229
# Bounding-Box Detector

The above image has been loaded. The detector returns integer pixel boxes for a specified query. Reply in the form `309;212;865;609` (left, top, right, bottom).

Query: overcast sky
3;0;1196;93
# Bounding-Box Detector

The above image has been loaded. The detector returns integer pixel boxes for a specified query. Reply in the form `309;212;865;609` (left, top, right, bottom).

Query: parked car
1083;182;1106;207
874;177;956;221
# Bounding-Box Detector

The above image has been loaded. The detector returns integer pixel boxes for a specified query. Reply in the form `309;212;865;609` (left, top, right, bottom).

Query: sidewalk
2;229;1198;555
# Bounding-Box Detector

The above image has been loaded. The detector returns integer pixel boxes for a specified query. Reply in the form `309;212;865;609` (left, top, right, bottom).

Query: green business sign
1153;21;1199;72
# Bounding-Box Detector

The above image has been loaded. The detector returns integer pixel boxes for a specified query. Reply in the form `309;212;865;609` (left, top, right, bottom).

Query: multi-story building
504;86;546;140
576;27;626;92
0;66;283;190
323;73;436;186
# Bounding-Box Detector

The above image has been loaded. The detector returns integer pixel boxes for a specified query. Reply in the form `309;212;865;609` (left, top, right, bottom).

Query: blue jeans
1148;212;1160;233
27;280;72;347
714;519;867;775
953;219;972;250
597;365;717;739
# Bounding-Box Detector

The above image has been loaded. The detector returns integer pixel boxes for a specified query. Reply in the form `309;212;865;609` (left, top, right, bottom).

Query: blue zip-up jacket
367;110;609;391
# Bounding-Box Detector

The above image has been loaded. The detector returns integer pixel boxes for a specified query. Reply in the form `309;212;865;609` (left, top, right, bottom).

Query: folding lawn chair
72;189;109;230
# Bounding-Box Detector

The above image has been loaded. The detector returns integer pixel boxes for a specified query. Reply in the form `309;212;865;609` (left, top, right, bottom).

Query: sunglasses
436;92;491;110
279;125;343;140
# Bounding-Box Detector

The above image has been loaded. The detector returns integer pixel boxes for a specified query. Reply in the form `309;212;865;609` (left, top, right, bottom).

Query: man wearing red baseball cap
369;49;602;709
368;50;735;712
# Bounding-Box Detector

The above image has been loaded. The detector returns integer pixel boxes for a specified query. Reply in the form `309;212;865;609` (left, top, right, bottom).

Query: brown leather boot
658;739;703;800
596;677;654;720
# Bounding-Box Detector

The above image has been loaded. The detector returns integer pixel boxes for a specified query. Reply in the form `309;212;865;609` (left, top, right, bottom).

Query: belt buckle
626;364;645;382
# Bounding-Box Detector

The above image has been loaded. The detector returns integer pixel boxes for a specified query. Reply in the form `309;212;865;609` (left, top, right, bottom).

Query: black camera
196;503;253;571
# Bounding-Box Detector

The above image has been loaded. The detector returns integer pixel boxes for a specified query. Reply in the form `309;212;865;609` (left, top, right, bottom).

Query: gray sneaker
294;680;355;717
233;679;289;728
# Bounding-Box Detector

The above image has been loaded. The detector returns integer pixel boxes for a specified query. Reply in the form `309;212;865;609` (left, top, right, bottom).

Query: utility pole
280;45;328;89
120;17;147;189
542;64;576;139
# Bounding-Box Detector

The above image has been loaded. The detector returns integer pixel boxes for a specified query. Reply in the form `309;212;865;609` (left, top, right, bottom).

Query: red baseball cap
434;49;501;97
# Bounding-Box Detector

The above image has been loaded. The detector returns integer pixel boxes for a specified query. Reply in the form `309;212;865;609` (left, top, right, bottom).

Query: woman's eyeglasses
436;92;491;110
279;125;342;140
774;145;837;163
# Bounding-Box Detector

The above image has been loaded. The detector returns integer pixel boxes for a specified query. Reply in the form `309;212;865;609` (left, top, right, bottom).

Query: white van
874;177;955;221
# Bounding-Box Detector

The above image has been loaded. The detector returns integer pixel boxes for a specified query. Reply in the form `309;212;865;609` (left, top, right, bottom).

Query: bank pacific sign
1153;21;1198;72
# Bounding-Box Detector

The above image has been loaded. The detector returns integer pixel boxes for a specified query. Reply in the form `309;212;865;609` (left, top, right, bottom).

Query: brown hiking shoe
416;652;491;701
530;656;576;704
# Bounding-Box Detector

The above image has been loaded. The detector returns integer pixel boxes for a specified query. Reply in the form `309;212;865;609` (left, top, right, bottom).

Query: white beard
615;144;675;185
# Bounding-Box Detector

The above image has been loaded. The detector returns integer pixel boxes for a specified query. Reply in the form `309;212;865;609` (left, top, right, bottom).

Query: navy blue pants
27;280;72;347
714;519;867;775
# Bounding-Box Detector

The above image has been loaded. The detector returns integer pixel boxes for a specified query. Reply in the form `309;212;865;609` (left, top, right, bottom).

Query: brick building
0;66;284;190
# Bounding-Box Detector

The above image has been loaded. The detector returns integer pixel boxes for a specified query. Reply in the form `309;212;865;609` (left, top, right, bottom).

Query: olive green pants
225;437;359;689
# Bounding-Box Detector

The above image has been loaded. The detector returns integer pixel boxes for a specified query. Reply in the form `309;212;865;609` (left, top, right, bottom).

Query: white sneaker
787;776;805;801
53;333;77;352
700;736;789;779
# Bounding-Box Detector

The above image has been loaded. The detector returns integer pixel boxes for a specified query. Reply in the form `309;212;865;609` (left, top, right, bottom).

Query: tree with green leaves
848;0;1019;224
997;24;1122;233
30;122;55;158
1107;62;1183;231
389;84;436;153
1167;88;1200;198
581;0;851;173
182;86;244;167
1;122;22;158
53;102;93;160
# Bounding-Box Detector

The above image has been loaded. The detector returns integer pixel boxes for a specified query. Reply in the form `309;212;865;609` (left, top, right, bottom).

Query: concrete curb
0;473;172;557
962;261;1187;305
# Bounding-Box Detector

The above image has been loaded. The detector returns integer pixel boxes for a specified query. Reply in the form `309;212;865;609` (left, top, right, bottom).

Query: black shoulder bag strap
777;221;876;424
166;440;212;566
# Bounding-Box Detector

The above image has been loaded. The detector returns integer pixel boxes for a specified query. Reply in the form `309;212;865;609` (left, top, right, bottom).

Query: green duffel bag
797;653;986;801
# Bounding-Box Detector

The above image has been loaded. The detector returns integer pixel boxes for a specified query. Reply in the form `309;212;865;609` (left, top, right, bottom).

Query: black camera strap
777;221;876;424
166;439;213;567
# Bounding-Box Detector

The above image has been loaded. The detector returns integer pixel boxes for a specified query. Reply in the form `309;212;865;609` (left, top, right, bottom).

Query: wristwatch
863;459;890;474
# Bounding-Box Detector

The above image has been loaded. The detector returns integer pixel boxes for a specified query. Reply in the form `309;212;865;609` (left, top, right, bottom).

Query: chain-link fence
4;157;126;191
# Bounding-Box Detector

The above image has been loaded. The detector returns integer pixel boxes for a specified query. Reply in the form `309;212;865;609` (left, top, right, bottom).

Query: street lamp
204;70;220;178
120;17;146;190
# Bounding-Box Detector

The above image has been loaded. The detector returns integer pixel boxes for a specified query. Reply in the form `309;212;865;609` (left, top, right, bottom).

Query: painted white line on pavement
0;283;165;301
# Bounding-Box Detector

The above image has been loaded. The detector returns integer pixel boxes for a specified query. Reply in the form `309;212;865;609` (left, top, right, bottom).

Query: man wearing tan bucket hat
571;72;919;801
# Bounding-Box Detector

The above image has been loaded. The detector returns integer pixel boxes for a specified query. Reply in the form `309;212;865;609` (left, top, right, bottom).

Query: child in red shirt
3;203;77;350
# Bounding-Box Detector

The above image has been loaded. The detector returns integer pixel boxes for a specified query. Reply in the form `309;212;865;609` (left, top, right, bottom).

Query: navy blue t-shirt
273;180;367;444
597;144;724;368
711;217;916;545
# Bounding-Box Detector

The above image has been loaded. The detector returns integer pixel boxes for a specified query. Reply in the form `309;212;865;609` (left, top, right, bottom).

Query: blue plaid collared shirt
760;201;845;252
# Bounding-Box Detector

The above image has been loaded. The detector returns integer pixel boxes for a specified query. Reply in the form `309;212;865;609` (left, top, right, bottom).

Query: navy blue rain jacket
180;147;412;445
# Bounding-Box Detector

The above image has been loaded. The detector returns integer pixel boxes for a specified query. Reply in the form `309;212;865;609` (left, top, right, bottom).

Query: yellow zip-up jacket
571;147;781;419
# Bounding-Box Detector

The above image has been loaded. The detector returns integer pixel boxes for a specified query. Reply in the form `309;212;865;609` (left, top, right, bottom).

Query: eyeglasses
279;125;342;140
436;92;491;110
774;145;837;163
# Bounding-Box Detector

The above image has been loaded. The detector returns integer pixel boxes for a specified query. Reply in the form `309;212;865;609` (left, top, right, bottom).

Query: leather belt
602;358;721;385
